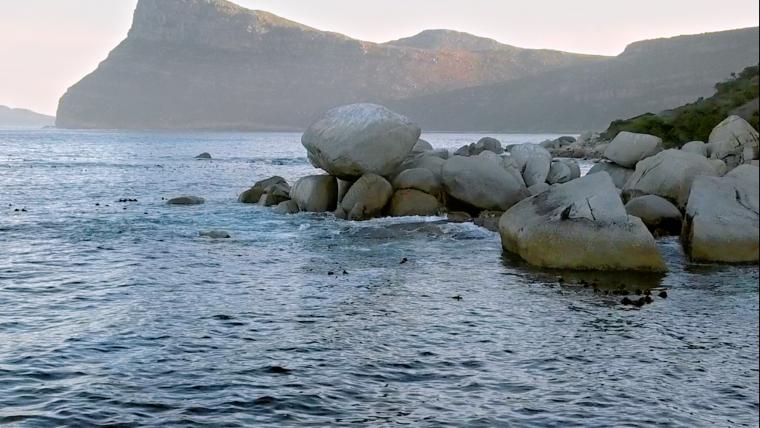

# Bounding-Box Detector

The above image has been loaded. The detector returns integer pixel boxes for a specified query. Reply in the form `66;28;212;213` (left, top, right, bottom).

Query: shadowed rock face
55;0;599;130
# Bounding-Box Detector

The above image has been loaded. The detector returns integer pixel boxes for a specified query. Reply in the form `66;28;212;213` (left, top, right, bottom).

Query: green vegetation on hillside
603;64;759;148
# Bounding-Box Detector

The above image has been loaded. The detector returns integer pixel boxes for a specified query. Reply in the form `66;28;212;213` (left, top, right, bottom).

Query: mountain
390;27;760;132
0;105;55;127
601;64;759;148
56;0;599;130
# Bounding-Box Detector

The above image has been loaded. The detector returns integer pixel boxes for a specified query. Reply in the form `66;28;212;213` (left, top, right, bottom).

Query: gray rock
587;162;634;189
336;178;353;204
442;155;528;211
340;173;393;220
452;137;503;156
681;141;708;157
508;144;552;186
412;139;433;152
708;115;759;169
499;172;666;271
682;164;759;263
273;200;300;215
392;168;441;195
474;210;503;232
195;152;212;159
394;152;446;181
546;158;581;184
388;189;441;217
528;183;550;195
622;149;720;207
257;182;291;207
625;195;683;236
290;175;338;212
604;131;663;168
199;230;230;239
301;103;420;179
167;196;205;205
239;176;289;204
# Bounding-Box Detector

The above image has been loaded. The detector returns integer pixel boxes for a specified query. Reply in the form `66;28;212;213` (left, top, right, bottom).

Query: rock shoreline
229;104;759;271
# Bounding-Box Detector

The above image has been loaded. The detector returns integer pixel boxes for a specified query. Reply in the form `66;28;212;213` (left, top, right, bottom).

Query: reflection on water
0;129;757;426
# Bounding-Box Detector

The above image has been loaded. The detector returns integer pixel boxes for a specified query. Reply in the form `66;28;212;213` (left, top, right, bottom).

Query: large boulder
681;141;708;157
682;164;759;263
625;195;683;236
604;132;663;168
453;137;503;157
394;152;446;181
290;175;338;212
301;103;420;179
412;139;433;153
392;168;441;196
508;144;552;186
239;176;289;204
587;162;634;189
442;155;529;211
388;189;441;217
340;173;393;220
257;181;291;207
708;116;760;169
499;173;666;272
622;149;720;207
546;159;581;184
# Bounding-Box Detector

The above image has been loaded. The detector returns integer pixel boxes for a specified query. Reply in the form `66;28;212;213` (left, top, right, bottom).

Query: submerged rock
199;230;231;239
604;132;663;168
274;200;300;215
290;175;338;212
301;103;420;179
167;196;205;205
340;173;393;220
682;164;759;263
442;155;528;211
447;211;473;223
195;152;212;159
622;149;720;207
498;173;666;272
625;195;683;236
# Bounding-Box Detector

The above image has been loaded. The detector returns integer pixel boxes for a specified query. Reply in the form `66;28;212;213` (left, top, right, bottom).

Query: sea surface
0;129;758;427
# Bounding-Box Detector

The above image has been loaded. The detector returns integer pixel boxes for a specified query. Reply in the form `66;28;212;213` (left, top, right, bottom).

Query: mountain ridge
0;105;55;127
56;0;759;132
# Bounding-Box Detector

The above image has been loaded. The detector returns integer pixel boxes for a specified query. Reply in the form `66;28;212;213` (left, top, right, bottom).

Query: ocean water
0;129;757;427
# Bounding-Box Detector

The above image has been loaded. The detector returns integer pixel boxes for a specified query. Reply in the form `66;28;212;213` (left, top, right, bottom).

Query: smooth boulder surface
394;152;446;181
389;189;441;217
442;155;528;211
257;182;291;207
623;149;720;207
167;196;205;205
682;164;759;263
499;173;666;272
708;115;759;169
301;103;421;179
340;173;393;220
274;200;300;215
587;162;634;189
681;141;708;157
509;144;552;187
604;132;663;168
546;159;581;184
625;195;683;236
239;176;289;204
290;175;338;212
392;168;441;195
412;139;433;153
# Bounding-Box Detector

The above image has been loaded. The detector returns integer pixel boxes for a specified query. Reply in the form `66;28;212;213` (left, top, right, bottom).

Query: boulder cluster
237;104;759;271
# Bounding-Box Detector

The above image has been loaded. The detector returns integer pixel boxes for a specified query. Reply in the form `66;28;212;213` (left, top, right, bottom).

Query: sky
1;0;758;115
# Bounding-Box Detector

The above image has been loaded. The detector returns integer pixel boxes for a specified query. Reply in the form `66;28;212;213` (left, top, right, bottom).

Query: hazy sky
1;0;758;115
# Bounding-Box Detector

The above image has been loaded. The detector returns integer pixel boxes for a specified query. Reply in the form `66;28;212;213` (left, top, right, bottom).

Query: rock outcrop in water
55;0;596;131
498;173;666;272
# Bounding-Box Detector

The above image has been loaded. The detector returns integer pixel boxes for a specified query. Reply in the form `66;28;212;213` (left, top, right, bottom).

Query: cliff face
55;0;600;130
390;27;760;132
